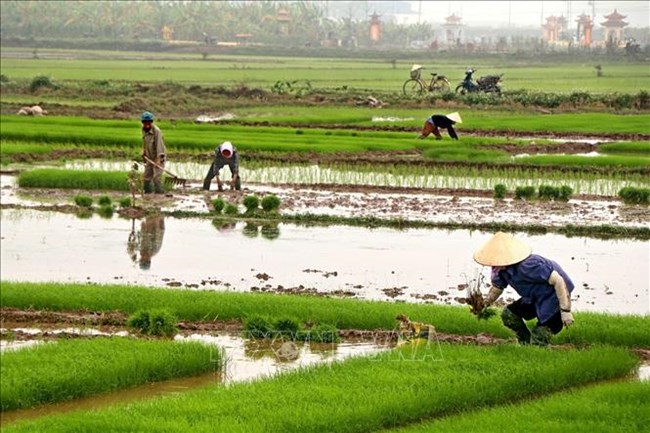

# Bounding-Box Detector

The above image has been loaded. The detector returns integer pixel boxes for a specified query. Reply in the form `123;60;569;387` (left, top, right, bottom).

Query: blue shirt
491;254;574;323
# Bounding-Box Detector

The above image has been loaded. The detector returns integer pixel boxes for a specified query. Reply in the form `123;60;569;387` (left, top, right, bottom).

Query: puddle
638;362;650;381
1;209;648;315
0;332;388;426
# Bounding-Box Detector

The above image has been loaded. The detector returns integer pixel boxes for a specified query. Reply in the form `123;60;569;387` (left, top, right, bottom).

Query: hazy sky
408;1;650;28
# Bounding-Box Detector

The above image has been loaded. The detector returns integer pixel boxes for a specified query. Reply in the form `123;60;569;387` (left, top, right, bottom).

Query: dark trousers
506;298;563;335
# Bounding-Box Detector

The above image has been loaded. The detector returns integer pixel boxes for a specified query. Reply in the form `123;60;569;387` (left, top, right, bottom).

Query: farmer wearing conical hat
473;232;575;346
418;112;462;140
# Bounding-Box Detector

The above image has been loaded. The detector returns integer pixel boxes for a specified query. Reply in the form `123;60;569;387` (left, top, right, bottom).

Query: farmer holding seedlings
473;232;575;346
203;141;240;191
140;111;167;194
418;112;462;140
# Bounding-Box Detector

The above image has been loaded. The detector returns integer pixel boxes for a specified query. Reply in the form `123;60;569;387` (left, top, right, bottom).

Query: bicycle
402;67;451;96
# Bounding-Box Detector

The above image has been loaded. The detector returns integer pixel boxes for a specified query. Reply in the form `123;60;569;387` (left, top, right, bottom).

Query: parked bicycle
402;64;451;96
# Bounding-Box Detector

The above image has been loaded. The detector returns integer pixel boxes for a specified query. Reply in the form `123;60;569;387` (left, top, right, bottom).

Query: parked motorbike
455;68;503;94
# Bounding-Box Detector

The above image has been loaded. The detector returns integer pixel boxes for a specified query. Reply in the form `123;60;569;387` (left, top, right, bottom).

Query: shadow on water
0;333;388;427
0;209;648;315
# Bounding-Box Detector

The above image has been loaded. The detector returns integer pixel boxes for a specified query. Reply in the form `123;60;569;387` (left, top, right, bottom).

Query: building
601;9;627;47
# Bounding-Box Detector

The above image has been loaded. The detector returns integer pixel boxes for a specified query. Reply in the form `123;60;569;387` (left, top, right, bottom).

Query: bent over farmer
473;232;575;346
140;111;167;194
418;112;462;140
203;141;240;191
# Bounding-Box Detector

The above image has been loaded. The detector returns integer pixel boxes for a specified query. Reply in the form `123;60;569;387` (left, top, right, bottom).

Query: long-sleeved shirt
142;125;166;161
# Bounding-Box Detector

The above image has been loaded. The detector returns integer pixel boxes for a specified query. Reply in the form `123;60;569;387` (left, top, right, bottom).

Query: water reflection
213;220;281;240
127;215;166;270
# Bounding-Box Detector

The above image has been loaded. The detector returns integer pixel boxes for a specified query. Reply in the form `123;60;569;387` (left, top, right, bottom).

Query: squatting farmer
418;112;462;140
473;231;575;346
203;141;240;191
140;111;167;194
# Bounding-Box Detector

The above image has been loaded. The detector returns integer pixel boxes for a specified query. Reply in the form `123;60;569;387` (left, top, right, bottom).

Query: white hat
473;232;532;266
410;64;423;72
220;141;233;155
446;112;463;123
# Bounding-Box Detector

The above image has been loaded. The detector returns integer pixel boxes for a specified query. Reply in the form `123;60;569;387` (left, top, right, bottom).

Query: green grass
17;168;130;191
2;282;649;347
2;344;637;432
0;338;221;411
515;153;650;168
384;380;650;433
599;141;650;155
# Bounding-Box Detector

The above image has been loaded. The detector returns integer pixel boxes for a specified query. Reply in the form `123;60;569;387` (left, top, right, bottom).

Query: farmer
140;111;167;194
418;112;462;140
203;141;240;191
473;231;575;346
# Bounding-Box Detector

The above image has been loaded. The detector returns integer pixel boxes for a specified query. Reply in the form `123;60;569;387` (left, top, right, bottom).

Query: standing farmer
203;141;240;191
140;111;166;194
418;112;462;140
473;232;575;346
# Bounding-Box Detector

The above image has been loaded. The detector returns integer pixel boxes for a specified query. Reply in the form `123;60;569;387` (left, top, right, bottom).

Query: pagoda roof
444;13;463;24
603;9;626;20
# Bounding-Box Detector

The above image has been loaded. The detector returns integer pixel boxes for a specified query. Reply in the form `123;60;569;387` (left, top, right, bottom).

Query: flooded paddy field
1;209;648;316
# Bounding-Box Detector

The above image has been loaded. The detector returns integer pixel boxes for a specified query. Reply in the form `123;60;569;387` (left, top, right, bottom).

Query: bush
618;186;650;205
493;184;507;200
261;195;281;212
127;309;177;337
118;197;132;208
514;186;536;200
97;195;112;206
538;184;559;200
211;197;225;213
242;195;260;213
29;75;54;92
73;195;93;207
244;315;273;339
558;185;573;202
224;203;239;215
0;74;9;84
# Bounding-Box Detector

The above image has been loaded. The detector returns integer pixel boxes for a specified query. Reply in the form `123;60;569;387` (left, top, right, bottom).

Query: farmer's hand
159;154;166;164
142;152;147;162
561;311;574;327
484;286;503;307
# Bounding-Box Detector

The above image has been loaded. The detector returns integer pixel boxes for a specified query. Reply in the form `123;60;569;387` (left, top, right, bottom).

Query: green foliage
493;183;507;199
618;186;650;204
97;195;112;206
29;75;55;92
96;204;114;218
127;309;178;337
260;223;281;240
73;194;93;207
224;203;239;215
261;194;282;212
538;184;560;200
211;197;225;213
242;194;260;213
514;186;536;200
0;74;8;84
307;323;340;343
274;318;301;336
558;185;573;201
118;196;132;208
19;168;130;191
243;315;273;338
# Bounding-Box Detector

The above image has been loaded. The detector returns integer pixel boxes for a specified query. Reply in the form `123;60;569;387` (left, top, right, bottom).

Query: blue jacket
491;254;574;322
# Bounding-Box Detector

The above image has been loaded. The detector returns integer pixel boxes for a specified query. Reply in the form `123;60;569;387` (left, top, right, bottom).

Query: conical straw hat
446;112;463;123
410;64;423;72
473;232;532;266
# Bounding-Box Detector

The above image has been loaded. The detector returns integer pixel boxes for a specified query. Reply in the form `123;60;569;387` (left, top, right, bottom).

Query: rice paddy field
1;47;649;431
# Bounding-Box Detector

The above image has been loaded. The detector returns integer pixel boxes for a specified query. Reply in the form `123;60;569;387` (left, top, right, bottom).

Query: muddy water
1;209;648;315
0;333;387;426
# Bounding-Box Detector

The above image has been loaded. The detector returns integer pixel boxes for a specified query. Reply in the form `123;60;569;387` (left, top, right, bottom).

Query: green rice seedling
3;344;636;432
97;195;112;206
73;194;93;207
558;185;573;201
211;197;225;213
224;203;239;215
127;309;178;337
242;195;260;213
261;194;281;212
274;318;301;338
538;184;559;200
243;315;273;339
0;338;219;411
493;183;507;199
18;169;129;191
306;323;340;343
96;204;114;218
118;196;132;208
514;185;536;200
619;186;650;205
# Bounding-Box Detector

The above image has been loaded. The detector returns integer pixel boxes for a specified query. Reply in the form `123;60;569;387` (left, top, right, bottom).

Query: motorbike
455;68;503;94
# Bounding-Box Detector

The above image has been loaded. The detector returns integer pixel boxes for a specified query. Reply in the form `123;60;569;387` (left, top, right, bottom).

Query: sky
406;1;650;28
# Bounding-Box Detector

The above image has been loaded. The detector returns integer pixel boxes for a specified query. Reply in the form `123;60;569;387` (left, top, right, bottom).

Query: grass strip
0;337;221;411
2;344;637;432
383;379;650;433
2;282;649;348
17;168;129;191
